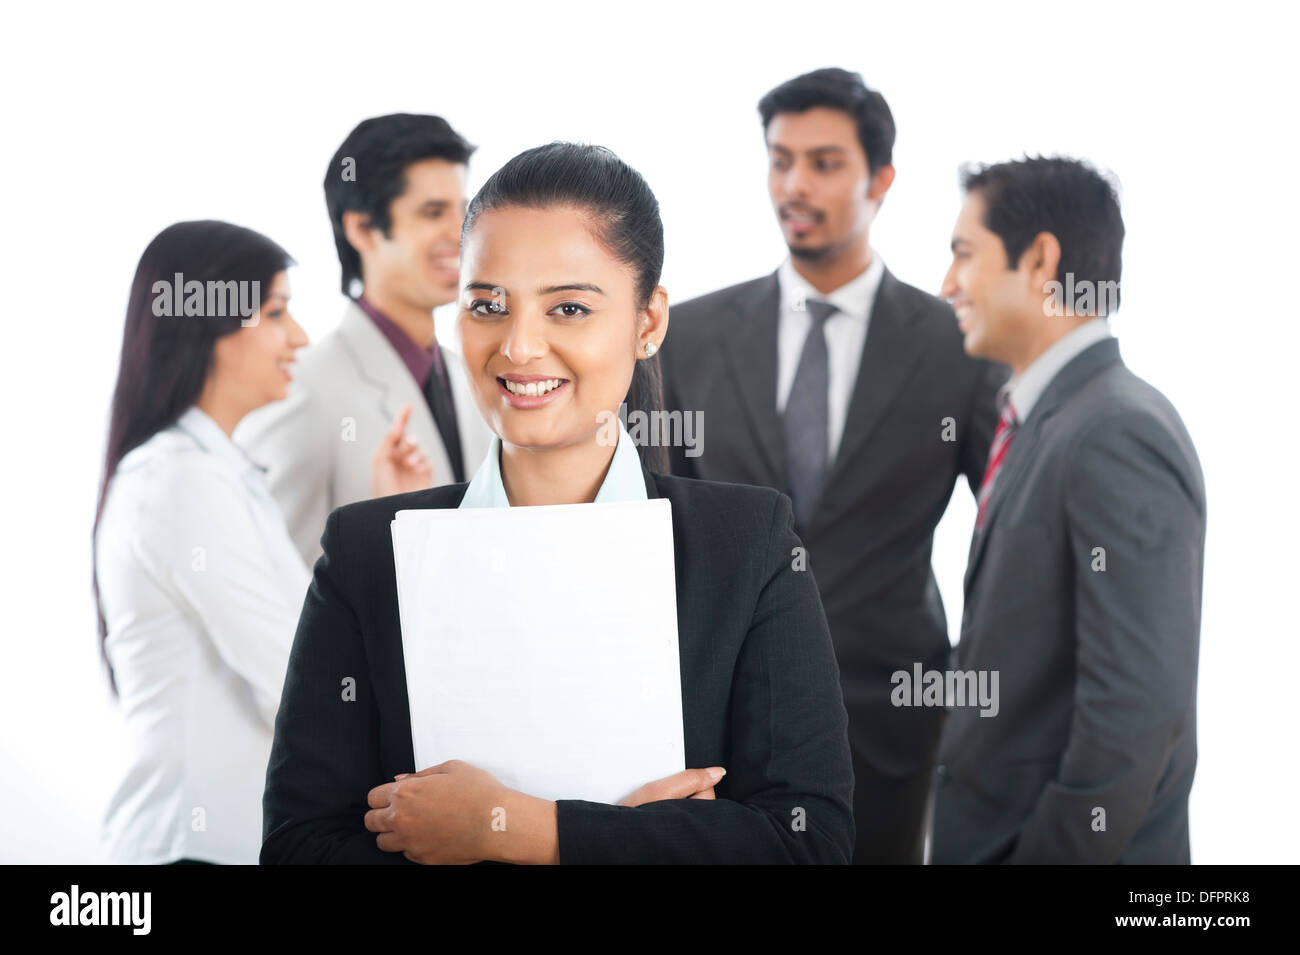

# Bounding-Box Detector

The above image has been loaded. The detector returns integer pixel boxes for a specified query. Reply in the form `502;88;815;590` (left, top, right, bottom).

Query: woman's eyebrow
539;283;604;295
463;282;605;295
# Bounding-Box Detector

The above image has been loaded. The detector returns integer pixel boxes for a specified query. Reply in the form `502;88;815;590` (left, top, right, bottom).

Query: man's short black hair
962;156;1125;315
324;113;475;295
758;68;895;175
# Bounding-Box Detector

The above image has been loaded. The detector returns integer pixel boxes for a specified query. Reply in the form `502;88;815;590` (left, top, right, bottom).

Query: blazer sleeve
235;381;335;568
554;492;856;863
261;507;412;864
1008;411;1205;863
960;359;1009;497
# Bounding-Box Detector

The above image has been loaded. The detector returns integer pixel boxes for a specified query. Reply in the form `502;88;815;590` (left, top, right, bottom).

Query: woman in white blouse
93;220;431;864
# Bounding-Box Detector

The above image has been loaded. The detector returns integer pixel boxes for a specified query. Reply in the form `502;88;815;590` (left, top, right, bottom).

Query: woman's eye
552;303;590;319
470;300;505;317
267;309;285;319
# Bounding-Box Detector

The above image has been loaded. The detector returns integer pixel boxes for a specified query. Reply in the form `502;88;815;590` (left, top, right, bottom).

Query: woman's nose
288;314;309;349
501;310;547;365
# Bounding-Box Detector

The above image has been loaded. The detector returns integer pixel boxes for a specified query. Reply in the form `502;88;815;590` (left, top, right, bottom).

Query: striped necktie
975;394;1019;531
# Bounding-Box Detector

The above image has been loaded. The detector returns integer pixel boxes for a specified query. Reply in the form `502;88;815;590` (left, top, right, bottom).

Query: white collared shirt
776;252;886;461
459;417;648;508
1003;318;1114;423
95;405;310;864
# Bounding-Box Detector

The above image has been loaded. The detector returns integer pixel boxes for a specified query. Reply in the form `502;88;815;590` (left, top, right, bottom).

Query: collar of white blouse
460;416;648;508
171;405;267;479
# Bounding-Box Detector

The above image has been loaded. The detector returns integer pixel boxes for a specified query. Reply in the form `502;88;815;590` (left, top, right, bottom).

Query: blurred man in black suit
661;68;1006;863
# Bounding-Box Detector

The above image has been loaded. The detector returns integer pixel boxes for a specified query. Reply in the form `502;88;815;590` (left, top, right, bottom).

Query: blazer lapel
962;337;1124;596
961;411;1045;596
335;302;452;482
641;465;662;500
444;346;493;478
815;268;927;525
717;272;785;489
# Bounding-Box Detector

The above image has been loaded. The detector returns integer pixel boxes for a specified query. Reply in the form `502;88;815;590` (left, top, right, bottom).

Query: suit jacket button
936;764;948;786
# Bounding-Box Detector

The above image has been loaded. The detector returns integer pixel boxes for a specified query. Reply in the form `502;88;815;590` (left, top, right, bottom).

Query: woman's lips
497;376;569;409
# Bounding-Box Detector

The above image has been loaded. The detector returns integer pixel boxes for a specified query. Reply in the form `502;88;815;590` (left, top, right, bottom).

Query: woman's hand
370;403;432;497
365;759;515;865
620;766;726;806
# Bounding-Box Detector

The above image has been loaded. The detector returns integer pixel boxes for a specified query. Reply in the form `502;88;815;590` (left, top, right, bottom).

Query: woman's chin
499;430;554;452
497;420;577;453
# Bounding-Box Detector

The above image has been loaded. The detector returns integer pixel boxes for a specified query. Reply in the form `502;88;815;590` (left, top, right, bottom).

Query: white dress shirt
95;405;311;864
459;417;648;508
1002;318;1114;423
776;252;886;462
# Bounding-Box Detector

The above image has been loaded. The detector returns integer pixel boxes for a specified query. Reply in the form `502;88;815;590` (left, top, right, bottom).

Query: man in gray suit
237;114;492;566
933;156;1206;863
661;68;1007;863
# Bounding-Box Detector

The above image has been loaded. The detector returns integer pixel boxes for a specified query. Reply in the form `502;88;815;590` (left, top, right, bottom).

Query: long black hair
92;220;294;695
462;142;668;473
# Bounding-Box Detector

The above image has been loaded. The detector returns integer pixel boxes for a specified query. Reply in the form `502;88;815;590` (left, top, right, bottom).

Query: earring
644;341;658;357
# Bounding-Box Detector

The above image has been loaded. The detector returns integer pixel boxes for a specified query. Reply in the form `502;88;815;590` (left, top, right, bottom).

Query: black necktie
783;300;837;528
422;355;465;484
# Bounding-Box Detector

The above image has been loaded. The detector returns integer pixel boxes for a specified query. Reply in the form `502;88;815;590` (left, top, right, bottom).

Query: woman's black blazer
261;468;855;864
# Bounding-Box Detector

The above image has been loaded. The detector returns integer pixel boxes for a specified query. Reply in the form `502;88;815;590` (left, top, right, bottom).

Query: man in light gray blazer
237;115;492;566
933;156;1206;863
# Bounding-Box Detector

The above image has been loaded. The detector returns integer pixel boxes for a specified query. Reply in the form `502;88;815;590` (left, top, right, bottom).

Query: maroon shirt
354;295;446;389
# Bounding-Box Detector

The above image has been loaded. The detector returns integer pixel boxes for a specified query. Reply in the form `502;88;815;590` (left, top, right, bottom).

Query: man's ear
342;210;376;255
1019;231;1063;303
867;164;896;202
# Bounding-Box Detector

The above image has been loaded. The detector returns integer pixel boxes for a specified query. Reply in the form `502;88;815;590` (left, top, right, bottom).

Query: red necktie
975;396;1019;531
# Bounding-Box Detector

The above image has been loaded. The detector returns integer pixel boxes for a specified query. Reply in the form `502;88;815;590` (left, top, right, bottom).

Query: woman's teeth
503;378;564;397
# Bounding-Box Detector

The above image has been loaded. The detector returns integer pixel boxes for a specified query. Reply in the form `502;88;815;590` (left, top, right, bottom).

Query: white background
1;0;1295;863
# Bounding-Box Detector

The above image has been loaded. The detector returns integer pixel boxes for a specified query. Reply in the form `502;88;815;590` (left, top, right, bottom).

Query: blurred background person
237;113;493;566
933;157;1205;863
661;68;1006;863
93;220;430;864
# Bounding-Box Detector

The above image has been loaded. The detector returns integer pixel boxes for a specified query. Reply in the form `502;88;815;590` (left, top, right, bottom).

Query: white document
391;499;684;805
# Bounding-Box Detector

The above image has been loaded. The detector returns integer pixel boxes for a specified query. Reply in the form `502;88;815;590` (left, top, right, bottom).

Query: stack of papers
391;499;684;804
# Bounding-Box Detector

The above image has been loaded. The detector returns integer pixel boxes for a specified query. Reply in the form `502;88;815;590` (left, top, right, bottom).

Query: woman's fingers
620;767;726;806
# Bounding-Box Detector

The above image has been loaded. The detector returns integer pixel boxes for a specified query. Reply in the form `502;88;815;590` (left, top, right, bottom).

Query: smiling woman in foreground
260;142;855;864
